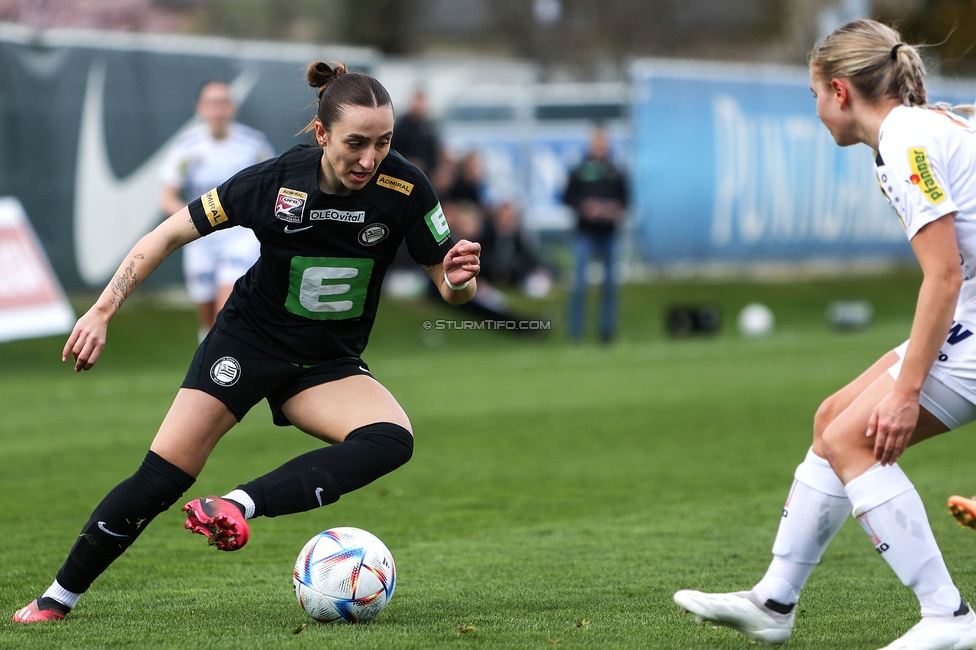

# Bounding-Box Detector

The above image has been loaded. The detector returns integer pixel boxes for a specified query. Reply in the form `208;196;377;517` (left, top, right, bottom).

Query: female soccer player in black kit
13;61;481;623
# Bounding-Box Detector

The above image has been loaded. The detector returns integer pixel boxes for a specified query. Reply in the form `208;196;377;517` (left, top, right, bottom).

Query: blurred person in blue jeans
563;127;628;342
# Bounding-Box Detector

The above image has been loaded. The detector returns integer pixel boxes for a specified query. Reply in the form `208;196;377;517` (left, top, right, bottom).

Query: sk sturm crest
293;527;396;624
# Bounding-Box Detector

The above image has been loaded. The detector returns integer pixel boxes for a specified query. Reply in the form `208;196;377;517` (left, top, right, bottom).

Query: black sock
239;422;413;518
56;451;195;594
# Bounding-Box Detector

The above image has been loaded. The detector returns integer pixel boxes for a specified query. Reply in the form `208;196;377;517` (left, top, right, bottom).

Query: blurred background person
159;80;274;341
481;200;553;298
393;88;441;176
563;126;628;343
445;151;486;205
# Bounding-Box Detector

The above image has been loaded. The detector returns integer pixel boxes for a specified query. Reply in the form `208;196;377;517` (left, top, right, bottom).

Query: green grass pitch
3;271;976;649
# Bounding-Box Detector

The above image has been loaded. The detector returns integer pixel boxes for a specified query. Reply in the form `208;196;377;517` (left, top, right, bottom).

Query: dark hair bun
306;61;349;98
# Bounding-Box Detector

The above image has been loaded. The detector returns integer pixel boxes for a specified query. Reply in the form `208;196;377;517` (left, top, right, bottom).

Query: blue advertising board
630;60;976;264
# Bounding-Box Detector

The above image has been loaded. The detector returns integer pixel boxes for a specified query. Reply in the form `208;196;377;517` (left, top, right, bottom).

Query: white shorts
183;227;260;303
889;339;976;430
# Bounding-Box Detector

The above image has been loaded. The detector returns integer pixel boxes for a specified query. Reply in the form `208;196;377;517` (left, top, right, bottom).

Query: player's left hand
867;390;919;465
443;239;481;287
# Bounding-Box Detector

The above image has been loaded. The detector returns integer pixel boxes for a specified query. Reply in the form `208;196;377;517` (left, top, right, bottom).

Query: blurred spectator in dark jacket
393;89;440;175
563;127;628;342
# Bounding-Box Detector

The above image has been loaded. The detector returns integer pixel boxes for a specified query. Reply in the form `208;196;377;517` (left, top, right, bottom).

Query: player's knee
347;422;414;473
813;394;839;441
818;422;852;474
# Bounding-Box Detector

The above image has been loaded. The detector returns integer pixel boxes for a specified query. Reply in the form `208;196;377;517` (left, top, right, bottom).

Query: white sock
43;580;81;609
753;449;851;606
223;489;256;519
846;463;961;617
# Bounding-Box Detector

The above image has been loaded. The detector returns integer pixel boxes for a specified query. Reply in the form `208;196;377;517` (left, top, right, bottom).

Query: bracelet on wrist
444;271;469;291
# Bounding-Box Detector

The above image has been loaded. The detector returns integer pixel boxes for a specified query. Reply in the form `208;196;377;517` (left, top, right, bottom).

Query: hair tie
891;43;904;60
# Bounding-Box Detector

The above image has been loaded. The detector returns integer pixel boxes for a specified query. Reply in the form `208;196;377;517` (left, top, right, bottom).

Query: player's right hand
63;308;110;372
866;388;919;465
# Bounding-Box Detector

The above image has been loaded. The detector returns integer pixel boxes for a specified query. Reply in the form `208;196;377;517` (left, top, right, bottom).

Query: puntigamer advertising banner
630;60;976;265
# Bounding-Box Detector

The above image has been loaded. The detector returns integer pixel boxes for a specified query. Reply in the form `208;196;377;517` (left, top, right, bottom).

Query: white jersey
160;121;274;199
877;105;976;410
160;121;274;303
876;105;976;282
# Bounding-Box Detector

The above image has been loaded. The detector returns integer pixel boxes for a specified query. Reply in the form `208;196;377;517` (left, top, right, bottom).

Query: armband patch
907;147;946;205
202;188;228;227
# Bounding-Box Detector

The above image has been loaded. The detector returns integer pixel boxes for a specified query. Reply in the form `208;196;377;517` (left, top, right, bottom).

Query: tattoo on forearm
423;265;435;274
187;217;197;232
110;261;138;309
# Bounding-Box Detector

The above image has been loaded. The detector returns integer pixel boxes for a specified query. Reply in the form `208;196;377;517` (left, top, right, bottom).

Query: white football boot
674;589;794;646
877;604;976;650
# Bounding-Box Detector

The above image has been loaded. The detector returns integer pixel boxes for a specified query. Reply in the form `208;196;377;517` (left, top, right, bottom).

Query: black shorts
181;327;371;427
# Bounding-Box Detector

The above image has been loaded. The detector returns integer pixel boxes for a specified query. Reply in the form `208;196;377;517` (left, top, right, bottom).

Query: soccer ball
737;303;774;337
293;527;396;624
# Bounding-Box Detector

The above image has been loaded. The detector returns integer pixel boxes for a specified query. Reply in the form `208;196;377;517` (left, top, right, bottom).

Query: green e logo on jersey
285;256;374;320
424;203;450;243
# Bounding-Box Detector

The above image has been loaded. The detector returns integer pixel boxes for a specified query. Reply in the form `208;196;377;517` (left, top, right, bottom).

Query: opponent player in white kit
159;80;274;340
674;20;976;650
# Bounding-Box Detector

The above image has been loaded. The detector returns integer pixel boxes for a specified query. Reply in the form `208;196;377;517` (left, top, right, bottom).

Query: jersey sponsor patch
376;174;414;196
201;188;228;227
310;209;366;223
285;256;375;320
358;223;389;246
907;147;947;205
275;187;308;223
424;203;450;243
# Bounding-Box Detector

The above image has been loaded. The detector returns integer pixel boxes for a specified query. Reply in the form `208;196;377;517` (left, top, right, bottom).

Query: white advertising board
0;197;75;342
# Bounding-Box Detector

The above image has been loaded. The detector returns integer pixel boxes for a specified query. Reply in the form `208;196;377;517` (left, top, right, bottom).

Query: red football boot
949;495;976;530
182;496;250;551
12;599;67;623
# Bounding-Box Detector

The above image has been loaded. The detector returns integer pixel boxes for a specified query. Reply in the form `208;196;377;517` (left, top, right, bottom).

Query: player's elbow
929;263;963;303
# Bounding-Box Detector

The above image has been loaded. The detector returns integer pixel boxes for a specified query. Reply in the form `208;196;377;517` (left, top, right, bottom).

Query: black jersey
187;145;453;364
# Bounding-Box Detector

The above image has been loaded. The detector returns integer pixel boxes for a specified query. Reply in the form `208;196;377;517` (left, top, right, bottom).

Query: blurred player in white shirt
675;19;976;650
159;80;274;340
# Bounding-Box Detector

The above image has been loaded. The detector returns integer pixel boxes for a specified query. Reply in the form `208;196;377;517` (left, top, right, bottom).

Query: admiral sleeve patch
201;188;228;227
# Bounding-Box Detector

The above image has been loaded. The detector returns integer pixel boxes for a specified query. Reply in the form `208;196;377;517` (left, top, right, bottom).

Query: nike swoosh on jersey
283;224;313;234
97;521;130;538
74;61;260;284
315;487;325;507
